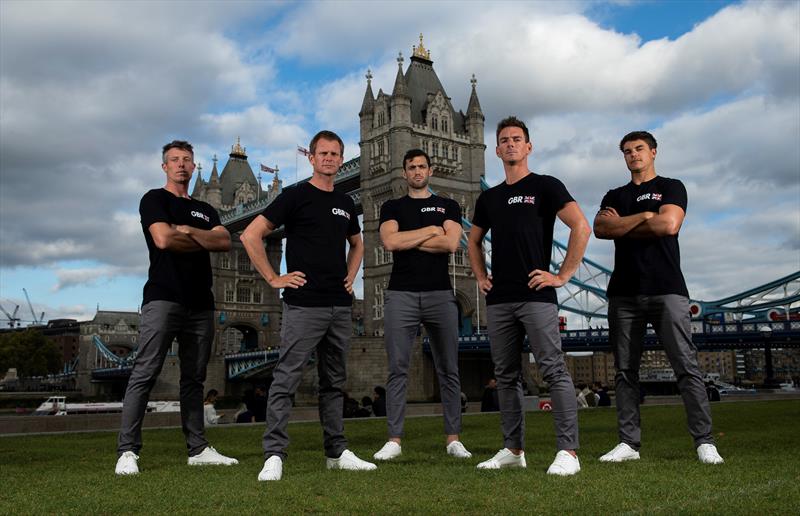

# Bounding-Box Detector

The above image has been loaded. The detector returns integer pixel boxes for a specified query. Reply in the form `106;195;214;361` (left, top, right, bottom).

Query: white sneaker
446;441;472;459
373;441;402;461
257;456;283;481
327;449;377;471
115;451;139;475
476;448;526;469
599;443;640;463
187;446;239;466
697;443;724;464
547;450;581;476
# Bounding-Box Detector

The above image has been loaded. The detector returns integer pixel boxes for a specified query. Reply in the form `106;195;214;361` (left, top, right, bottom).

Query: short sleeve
543;176;574;217
262;189;292;227
600;189;617;211
347;197;361;236
445;199;462;224
206;204;221;227
379;199;396;225
140;190;169;228
662;179;688;212
471;192;490;229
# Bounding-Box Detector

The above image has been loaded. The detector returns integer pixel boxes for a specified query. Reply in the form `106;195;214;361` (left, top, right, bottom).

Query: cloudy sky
1;0;798;324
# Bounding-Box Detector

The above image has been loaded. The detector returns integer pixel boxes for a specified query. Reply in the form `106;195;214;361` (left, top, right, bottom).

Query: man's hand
528;269;567;290
174;224;192;234
269;271;306;289
343;275;355;295
477;275;493;295
430;225;445;237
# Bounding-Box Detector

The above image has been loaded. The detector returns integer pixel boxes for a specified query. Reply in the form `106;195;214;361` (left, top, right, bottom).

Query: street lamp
759;325;776;388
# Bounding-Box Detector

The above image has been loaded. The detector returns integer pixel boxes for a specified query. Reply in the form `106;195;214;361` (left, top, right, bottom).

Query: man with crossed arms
372;148;472;461
594;131;723;465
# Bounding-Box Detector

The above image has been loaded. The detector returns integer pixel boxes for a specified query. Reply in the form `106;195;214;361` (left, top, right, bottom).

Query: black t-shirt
600;175;689;297
140;188;221;310
262;182;360;307
379;195;461;291
472;173;574;305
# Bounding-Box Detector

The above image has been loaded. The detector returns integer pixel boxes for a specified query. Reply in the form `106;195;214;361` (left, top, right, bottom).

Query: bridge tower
359;35;487;338
193;140;284;370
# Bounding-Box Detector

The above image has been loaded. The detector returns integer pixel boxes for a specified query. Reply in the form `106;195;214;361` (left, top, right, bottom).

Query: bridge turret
205;155;223;209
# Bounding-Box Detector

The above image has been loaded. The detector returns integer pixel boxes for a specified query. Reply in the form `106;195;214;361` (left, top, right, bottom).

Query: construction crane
0;301;20;328
22;288;45;325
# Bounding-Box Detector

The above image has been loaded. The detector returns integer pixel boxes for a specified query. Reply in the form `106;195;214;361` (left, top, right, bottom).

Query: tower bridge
81;36;799;400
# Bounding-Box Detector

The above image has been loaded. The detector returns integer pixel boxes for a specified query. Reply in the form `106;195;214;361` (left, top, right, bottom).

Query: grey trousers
384;290;462;438
609;295;714;450
487;302;579;451
117;300;213;457
263;303;351;460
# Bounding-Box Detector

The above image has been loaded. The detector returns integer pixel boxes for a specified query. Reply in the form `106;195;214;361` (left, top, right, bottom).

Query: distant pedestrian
372;386;387;417
204;389;224;426
593;382;611;407
480;378;499;412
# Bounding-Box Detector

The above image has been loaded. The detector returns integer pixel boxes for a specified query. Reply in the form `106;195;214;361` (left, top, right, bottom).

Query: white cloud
0;0;797;313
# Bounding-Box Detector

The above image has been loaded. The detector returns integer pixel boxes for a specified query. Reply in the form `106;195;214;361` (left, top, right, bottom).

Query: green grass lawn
1;400;798;515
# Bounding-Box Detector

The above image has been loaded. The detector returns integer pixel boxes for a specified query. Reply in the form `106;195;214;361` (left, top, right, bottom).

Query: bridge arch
219;322;260;354
454;288;476;336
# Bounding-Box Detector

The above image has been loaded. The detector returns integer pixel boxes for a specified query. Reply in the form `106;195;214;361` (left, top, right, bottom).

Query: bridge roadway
85;310;800;382
435;319;800;354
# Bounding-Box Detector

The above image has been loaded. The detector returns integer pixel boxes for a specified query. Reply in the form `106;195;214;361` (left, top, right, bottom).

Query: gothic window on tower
454;248;466;266
422;140;429;154
373;283;385;320
224;286;234;303
237;251;251;271
219;253;230;269
252;289;261;304
433;142;439;157
378;139;384;156
374;245;393;265
377;111;385;126
432;117;438;131
237;286;251;303
442;118;448;133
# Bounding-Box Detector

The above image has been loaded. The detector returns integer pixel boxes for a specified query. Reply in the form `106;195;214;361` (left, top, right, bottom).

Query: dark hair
403;148;431;169
162;140;194;163
310;130;344;155
619;131;657;152
374;386;386;397
361;396;372;406
496;116;530;144
204;389;219;402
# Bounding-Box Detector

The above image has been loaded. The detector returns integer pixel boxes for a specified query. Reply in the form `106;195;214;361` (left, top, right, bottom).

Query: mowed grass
1;400;798;515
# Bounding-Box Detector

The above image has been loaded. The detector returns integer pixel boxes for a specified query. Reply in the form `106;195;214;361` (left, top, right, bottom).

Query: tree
0;329;61;377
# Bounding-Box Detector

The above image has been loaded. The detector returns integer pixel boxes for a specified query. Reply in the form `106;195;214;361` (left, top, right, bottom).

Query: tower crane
22;288;45;325
0;301;20;328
